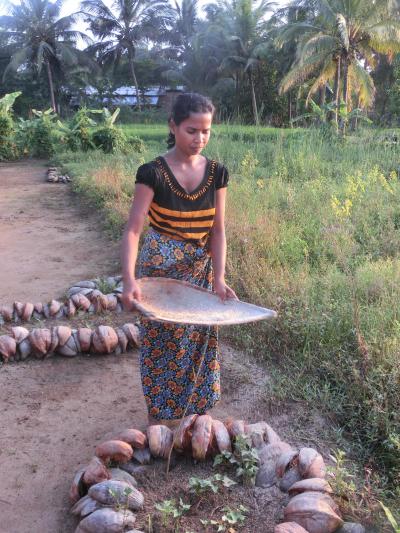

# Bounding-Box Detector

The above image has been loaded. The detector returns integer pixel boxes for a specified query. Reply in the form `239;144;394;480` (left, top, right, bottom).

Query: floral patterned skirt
137;229;220;420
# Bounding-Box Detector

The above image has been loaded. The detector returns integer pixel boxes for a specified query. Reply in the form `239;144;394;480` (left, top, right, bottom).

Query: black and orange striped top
135;156;229;244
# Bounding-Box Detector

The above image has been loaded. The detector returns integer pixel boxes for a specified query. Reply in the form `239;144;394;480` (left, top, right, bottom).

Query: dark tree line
1;0;400;125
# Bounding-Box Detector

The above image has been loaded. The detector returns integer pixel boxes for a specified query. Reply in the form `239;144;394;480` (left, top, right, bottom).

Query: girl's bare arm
209;188;237;301
121;184;154;309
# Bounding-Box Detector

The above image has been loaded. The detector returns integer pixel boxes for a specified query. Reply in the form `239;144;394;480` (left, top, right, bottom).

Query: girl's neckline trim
156;156;216;201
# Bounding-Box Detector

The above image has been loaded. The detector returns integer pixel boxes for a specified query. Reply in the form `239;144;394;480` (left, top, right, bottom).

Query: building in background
70;86;184;111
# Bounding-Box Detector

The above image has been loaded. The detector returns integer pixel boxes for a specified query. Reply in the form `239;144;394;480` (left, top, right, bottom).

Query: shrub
91;108;128;154
92;125;127;153
17;109;58;158
0;92;21;160
59;107;100;151
127;135;146;153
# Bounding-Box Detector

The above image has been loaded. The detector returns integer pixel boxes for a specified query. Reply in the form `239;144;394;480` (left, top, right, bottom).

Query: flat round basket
134;277;277;326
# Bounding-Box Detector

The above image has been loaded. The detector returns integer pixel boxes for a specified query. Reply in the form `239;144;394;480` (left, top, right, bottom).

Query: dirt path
0;160;119;303
0;161;333;533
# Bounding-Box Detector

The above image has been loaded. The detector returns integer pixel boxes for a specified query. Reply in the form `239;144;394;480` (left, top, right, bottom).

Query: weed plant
55;125;400;511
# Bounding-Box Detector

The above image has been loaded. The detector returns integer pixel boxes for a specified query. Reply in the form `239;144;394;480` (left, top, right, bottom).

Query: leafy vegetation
57;107;100;151
276;0;400;132
91;108;128;153
200;505;248;532
0;91;20;160
188;474;236;496
54;124;400;516
154;497;191;529
152;472;245;531
214;435;260;486
1;0;400;126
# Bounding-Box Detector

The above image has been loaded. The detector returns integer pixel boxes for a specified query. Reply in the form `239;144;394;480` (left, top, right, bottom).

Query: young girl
121;92;237;428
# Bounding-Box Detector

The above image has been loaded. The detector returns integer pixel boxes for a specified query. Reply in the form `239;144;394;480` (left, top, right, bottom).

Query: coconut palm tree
0;0;90;111
168;0;200;58
277;0;400;131
207;0;276;124
81;0;173;110
161;1;224;93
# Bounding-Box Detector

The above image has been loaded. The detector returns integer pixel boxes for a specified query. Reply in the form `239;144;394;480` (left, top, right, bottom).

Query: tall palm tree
161;1;223;92
0;0;89;111
277;0;400;130
207;0;276;124
169;0;199;58
81;0;173;110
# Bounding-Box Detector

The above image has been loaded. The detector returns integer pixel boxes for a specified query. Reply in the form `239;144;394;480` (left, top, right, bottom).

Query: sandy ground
0;161;335;533
0;160;119;304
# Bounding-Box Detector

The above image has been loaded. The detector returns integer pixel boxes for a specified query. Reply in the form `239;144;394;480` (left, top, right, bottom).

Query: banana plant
291;99;372;130
57;107;102;151
0;91;22;114
101;107;120;127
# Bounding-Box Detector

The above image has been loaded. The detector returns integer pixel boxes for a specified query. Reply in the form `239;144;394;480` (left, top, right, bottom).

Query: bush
0;92;21;161
0;113;18;160
60;107;100;151
91;108;128;154
17;109;58;158
92;125;128;153
127;135;146;153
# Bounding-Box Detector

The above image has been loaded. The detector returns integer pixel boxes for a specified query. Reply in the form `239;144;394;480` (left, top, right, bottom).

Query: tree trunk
248;70;258;125
46;60;56;113
320;85;326;106
235;71;240;119
128;47;141;111
288;91;293;127
333;56;341;131
341;58;349;135
352;94;360;132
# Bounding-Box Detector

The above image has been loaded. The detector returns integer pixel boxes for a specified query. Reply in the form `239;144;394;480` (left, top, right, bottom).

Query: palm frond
80;0;118;25
3;45;31;79
252;41;273;59
306;58;336;104
348;60;375;108
356;42;377;68
275;22;323;48
368;23;400;54
279;50;328;93
57;42;80;66
297;33;338;63
61;30;93;46
244;56;259;71
218;54;247;74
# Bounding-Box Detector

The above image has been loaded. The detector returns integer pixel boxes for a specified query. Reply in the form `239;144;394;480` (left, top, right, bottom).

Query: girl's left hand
214;279;238;302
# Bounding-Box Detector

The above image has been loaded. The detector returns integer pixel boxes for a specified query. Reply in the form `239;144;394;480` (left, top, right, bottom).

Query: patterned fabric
137;228;221;420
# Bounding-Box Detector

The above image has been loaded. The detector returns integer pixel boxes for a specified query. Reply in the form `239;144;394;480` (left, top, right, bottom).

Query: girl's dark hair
167;92;215;148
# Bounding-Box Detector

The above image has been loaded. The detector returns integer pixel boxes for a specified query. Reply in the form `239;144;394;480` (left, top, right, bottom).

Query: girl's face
170;112;212;156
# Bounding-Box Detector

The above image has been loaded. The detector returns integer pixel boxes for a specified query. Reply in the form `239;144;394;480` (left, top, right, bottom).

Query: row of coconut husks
0;276;125;325
70;415;359;533
0;323;140;362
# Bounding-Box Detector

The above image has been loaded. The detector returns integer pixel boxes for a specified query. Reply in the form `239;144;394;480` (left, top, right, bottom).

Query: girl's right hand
121;279;142;311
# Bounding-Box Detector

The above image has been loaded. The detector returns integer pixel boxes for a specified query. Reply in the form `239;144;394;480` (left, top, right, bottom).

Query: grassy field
56;124;400;511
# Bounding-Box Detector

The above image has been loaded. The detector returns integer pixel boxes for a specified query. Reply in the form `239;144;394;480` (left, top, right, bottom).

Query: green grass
55;124;400;512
